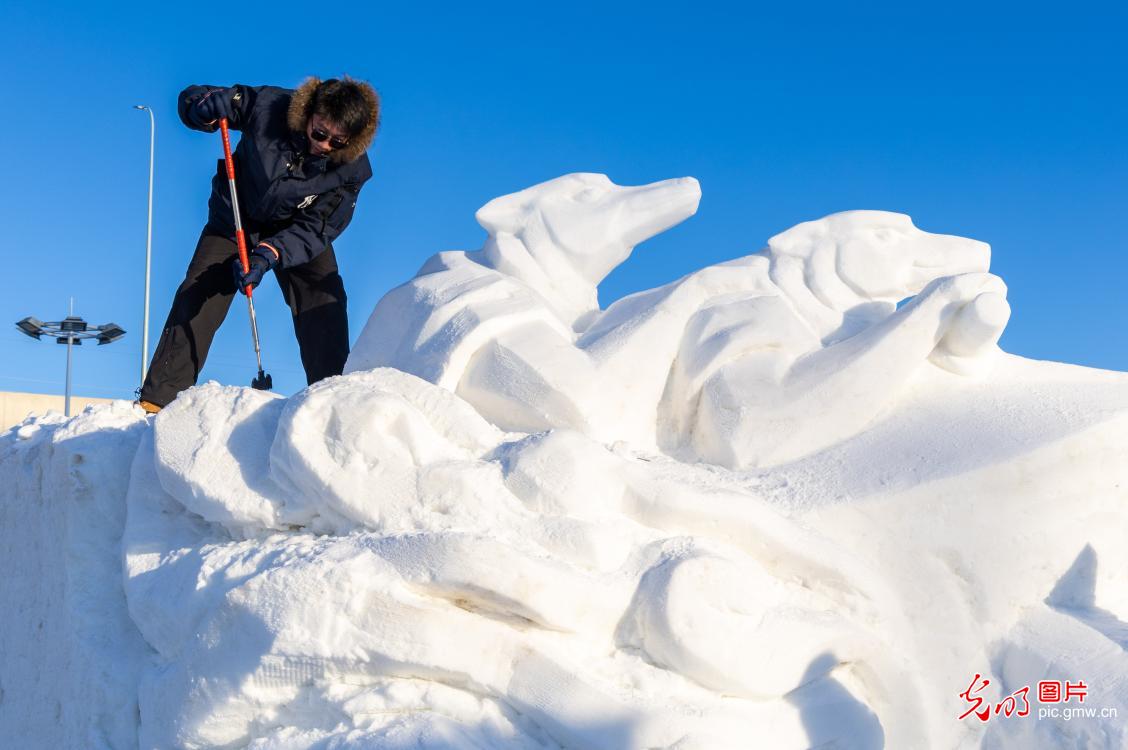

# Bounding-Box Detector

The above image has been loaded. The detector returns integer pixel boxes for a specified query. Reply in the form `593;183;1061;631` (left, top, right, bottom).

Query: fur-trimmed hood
287;76;379;165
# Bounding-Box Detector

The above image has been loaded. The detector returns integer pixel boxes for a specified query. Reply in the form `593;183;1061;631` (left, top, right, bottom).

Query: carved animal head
475;173;701;285
767;210;990;310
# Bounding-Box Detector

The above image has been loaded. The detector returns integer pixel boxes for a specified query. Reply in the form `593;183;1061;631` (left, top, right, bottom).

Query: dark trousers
140;232;349;407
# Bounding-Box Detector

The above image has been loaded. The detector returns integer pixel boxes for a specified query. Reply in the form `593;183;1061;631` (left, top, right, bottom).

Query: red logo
1065;680;1088;703
959;673;992;722
960;674;1087;722
994;686;1030;718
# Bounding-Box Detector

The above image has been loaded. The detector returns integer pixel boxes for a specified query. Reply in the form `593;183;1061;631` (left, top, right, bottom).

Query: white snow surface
3;174;1128;749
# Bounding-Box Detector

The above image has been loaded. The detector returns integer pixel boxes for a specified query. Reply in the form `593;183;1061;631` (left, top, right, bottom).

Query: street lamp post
15;305;126;417
133;105;155;388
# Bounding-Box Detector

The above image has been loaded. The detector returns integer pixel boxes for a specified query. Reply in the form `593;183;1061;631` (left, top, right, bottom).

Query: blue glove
233;247;278;295
194;89;237;126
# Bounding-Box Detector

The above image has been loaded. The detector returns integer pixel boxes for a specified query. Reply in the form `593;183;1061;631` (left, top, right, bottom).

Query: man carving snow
138;77;379;413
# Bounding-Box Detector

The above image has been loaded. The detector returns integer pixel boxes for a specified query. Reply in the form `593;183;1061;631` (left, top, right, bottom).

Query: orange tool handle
219;118;253;295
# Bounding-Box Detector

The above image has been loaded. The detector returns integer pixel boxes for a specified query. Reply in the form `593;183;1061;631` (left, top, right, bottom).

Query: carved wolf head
475;173;702;286
767;210;990;311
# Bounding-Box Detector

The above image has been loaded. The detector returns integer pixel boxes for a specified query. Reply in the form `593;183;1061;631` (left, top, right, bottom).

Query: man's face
306;113;350;157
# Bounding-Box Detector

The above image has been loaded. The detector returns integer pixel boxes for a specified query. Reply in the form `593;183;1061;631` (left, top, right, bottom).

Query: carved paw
930;291;1012;375
922;271;1008;306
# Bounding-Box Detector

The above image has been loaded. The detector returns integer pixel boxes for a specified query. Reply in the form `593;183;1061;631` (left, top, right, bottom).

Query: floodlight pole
65;330;73;417
14;302;125;418
134;105;155;387
65;297;74;416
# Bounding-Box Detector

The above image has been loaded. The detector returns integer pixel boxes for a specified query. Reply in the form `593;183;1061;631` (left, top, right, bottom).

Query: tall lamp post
15;305;126;417
133;104;155;388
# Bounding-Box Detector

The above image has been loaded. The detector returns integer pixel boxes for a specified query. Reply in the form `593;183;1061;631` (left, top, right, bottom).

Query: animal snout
619;177;702;247
913;236;990;274
907;236;991;293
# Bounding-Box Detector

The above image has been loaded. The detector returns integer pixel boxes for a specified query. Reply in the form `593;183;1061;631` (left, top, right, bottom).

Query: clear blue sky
1;1;1125;400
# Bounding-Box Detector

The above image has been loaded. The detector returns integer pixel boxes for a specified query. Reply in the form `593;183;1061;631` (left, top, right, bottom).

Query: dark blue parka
179;82;374;268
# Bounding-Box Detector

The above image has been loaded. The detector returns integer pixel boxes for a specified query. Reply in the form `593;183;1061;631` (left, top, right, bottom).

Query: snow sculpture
127;373;917;749
8;173;1128;750
676;211;1010;467
119;356;1128;748
348;175;1011;468
347;172;704;447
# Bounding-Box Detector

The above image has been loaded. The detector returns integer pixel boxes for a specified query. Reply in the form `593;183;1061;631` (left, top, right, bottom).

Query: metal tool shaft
219;118;266;372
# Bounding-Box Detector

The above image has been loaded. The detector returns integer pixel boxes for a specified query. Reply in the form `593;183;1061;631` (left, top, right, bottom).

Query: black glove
194;89;237;126
233;247;278;295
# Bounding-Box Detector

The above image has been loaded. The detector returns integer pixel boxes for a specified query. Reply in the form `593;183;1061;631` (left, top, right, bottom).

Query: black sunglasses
310;127;349;150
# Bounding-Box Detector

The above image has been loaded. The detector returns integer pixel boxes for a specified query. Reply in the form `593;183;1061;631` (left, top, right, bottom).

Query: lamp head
15;317;44;340
96;323;126;345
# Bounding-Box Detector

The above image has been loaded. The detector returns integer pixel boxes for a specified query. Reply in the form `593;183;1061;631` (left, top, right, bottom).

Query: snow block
0;403;151;748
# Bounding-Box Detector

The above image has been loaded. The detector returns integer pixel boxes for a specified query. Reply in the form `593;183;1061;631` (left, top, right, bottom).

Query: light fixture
13;306;126;416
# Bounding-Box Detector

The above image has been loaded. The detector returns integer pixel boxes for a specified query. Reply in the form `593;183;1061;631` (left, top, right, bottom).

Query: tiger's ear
475;192;529;235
